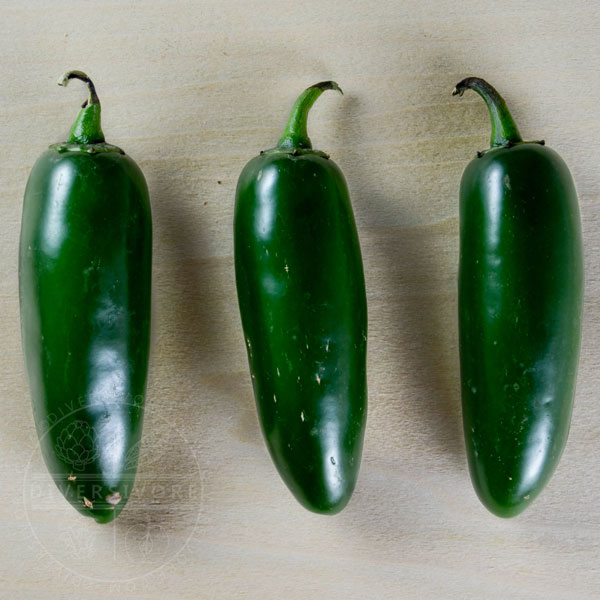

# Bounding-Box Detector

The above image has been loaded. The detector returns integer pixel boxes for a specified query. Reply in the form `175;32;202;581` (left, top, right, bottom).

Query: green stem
453;77;522;148
58;70;105;144
277;81;342;151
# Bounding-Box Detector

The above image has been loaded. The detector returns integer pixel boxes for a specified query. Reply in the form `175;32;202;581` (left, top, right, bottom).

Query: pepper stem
58;70;105;144
453;77;522;148
277;81;343;151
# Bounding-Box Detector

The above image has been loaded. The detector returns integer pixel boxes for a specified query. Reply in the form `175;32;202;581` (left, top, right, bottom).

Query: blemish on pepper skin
83;497;93;509
68;473;76;481
300;411;305;422
315;374;321;384
503;174;511;189
273;394;277;403
106;491;122;505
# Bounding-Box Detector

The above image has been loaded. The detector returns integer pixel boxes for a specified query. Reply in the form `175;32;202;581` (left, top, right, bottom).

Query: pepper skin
454;77;583;517
19;72;152;523
234;82;367;514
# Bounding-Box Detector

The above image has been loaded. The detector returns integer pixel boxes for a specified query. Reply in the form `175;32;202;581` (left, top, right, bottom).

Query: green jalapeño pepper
19;72;152;523
454;77;583;517
234;82;367;514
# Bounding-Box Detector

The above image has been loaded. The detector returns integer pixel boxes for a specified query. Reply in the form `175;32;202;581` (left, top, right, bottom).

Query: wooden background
1;1;599;598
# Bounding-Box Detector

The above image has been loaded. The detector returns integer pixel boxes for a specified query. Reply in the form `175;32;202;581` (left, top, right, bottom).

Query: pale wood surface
1;1;600;598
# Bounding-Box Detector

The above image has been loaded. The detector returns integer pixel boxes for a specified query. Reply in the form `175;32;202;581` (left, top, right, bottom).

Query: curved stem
277;81;343;151
453;77;522;148
58;70;100;105
58;70;105;144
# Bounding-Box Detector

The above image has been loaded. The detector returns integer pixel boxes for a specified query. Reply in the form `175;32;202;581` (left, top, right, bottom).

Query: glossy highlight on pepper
454;77;583;517
19;71;152;523
234;82;367;514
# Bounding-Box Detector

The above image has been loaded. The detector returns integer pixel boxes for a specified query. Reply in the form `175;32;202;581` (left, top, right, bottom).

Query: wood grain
1;1;599;598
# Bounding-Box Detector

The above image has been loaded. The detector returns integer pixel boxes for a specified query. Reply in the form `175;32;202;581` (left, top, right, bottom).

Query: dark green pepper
454;77;583;517
234;82;367;514
19;72;152;523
